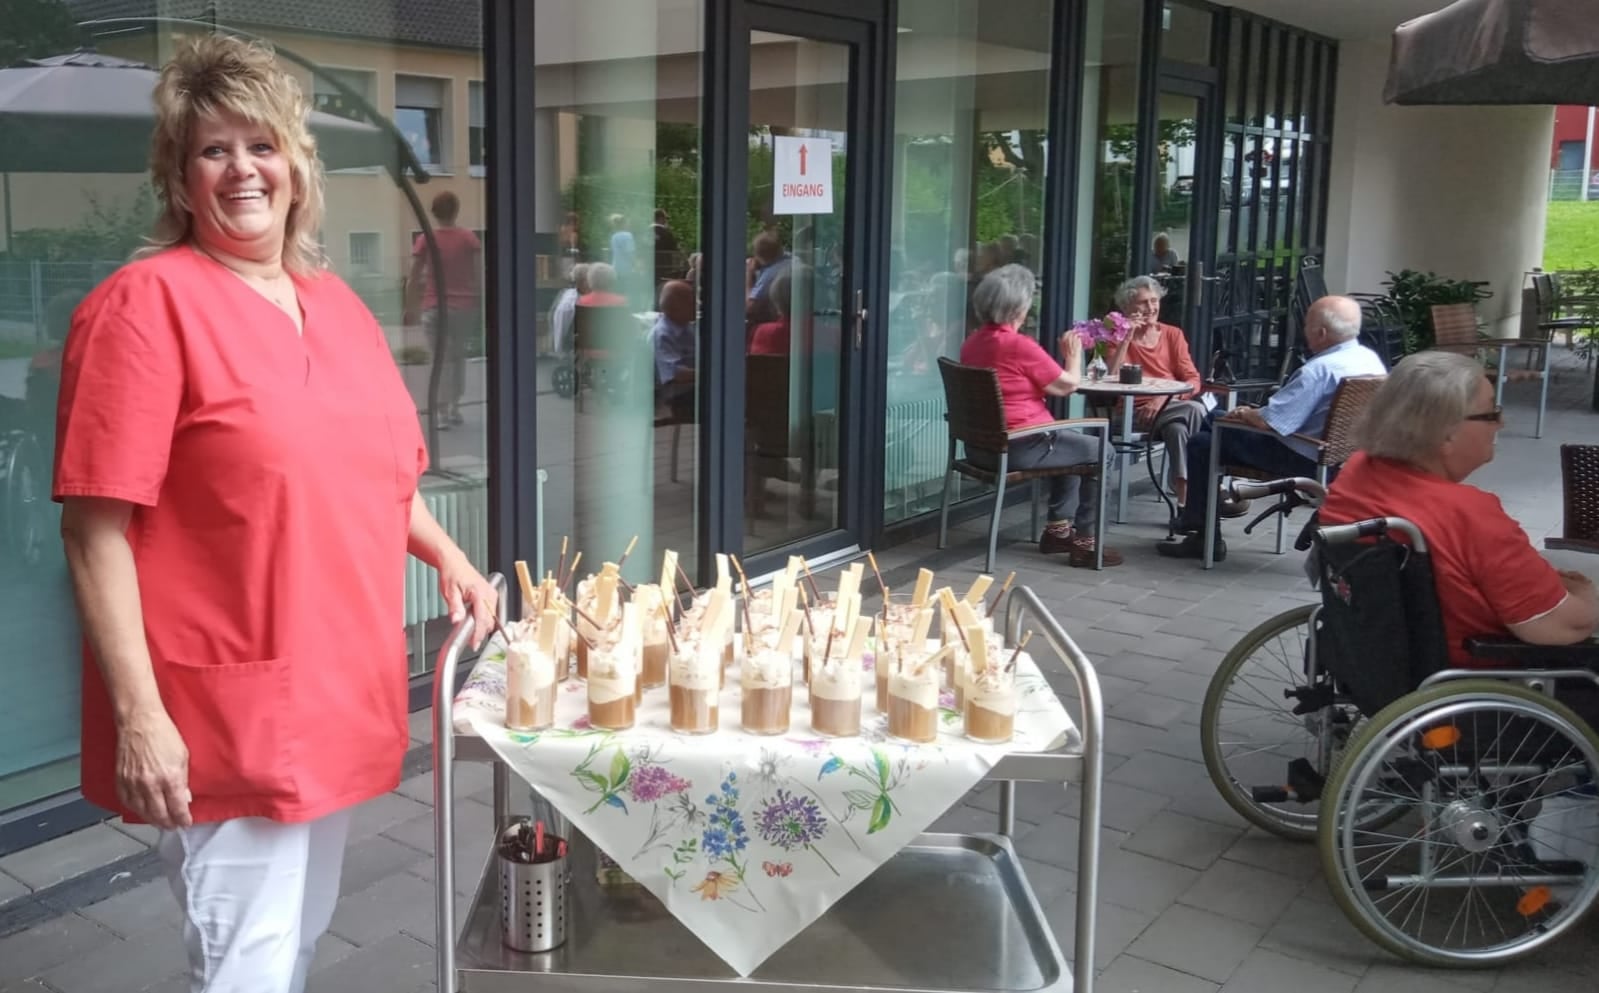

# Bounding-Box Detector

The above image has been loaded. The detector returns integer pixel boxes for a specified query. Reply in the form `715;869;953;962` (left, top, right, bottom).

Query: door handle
853;289;867;351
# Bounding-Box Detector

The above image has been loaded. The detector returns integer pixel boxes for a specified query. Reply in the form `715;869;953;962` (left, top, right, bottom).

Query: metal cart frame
433;581;1103;993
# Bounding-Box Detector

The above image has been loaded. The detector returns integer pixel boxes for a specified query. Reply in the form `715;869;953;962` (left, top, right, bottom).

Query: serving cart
432;579;1104;993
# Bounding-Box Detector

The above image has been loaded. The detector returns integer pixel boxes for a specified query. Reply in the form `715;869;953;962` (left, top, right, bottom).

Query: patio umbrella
1385;0;1599;106
0;51;396;173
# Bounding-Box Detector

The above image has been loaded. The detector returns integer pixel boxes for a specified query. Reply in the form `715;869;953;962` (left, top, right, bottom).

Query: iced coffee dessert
587;648;637;729
888;654;943;744
669;644;720;735
505;614;559;731
742;610;801;735
633;584;671;689
575;564;622;679
810;657;862;738
964;667;1017;743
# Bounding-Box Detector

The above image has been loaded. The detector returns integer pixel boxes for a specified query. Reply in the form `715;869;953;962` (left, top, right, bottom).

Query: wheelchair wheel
0;431;45;568
1320;680;1599;967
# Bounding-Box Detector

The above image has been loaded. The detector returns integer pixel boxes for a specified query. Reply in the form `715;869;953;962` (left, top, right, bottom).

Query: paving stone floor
2;347;1597;992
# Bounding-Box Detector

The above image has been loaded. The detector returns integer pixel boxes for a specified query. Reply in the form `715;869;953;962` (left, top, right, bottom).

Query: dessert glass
669;648;720;735
809;658;862;738
887;665;940;743
964;668;1017;744
741;649;794;736
587;649;637;730
505;641;557;731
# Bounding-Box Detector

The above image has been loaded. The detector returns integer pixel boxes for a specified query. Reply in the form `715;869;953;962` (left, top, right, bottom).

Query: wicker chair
1200;375;1385;569
935;358;1111;572
1547;444;1599;555
1429;303;1551;439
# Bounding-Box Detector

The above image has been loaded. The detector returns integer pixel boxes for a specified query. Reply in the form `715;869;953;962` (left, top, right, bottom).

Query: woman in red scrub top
52;36;496;993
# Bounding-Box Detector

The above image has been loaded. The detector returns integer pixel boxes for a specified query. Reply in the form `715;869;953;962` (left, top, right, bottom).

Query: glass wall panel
882;0;1052;524
532;2;703;583
1162;2;1212;67
1;3;487;814
1075;0;1143;316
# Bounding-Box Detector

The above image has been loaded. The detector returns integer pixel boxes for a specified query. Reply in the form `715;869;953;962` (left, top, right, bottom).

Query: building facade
0;0;1551;848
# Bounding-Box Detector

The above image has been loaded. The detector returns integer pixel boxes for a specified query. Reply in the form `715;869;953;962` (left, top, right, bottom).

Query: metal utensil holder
499;834;570;953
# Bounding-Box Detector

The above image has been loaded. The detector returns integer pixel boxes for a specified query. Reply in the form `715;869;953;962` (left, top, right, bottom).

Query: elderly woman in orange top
1104;275;1207;508
52;36;495;993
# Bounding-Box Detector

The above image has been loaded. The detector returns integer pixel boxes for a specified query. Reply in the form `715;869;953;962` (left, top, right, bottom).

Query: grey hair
1356;351;1485;463
588;262;617;291
1114;275;1166;312
971;263;1036;326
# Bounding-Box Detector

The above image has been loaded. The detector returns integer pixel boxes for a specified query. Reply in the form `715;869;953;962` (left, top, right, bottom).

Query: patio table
1078;376;1194;524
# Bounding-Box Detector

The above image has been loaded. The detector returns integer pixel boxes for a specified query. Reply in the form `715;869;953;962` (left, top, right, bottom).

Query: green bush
1381;269;1493;353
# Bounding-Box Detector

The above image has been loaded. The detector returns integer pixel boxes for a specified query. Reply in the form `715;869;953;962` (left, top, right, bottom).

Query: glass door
1148;77;1217;355
728;6;875;570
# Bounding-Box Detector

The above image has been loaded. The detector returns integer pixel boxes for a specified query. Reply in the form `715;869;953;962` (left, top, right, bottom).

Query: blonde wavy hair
143;34;326;273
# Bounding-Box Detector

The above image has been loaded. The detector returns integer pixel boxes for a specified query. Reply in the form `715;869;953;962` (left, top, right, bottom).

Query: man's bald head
1304;295;1362;354
659;280;696;325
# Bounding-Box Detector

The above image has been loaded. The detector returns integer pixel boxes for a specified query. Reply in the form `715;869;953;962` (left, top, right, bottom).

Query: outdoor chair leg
1096;455;1108;572
670;423;682;483
1203;431;1222;570
986;454;1009;574
1536;344;1550;439
1494;345;1508;410
937;442;957;551
1030;481;1040;539
1275;498;1288;555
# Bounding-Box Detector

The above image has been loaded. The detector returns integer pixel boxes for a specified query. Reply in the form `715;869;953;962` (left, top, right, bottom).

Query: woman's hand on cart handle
117;708;192;829
440;549;499;650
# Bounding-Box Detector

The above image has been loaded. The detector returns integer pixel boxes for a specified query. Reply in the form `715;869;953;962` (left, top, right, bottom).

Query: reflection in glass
1078;0;1142;316
884;0;1053;524
744;34;848;551
1152;93;1201;329
0;7;489;811
534;2;703;585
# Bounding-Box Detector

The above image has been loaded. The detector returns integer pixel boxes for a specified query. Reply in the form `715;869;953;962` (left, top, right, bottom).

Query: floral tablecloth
456;642;1074;976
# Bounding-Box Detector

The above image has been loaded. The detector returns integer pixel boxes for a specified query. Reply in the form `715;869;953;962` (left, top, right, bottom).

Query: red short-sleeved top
1320;452;1568;668
412;226;481;311
1124;323;1201;422
54;247;426;824
959;323;1063;431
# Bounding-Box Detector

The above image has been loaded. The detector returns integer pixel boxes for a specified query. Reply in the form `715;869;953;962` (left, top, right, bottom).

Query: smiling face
1126;287;1161;328
184;111;294;262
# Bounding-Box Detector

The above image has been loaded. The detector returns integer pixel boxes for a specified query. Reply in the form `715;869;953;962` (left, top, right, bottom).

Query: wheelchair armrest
1463;636;1599;666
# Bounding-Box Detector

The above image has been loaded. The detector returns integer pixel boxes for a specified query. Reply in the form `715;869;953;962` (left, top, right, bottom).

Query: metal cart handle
434;572;507;993
1004;586;1104;993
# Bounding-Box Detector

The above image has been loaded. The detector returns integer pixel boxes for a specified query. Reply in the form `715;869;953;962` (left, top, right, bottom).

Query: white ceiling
1218;0;1455;41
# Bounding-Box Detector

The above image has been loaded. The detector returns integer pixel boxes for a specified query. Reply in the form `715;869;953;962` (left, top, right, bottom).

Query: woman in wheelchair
1201;351;1599;968
1320;351;1598;681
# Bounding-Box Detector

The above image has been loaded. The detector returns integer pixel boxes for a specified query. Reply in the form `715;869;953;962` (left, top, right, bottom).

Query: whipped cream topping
889;667;940;709
506;641;556;693
967;668;1017;714
669;649;720;690
811;658;862;700
587;652;636;703
742;650;794;689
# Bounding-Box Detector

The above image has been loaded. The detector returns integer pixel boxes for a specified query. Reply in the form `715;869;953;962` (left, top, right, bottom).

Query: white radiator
884;395;955;518
405;482;491;626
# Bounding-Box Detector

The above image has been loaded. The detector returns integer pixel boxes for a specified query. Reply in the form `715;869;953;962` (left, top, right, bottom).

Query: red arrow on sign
798;143;808;176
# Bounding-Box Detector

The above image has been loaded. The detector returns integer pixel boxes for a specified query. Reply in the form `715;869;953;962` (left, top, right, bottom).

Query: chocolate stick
675;560;698;602
949;612;971;653
729;555;756;653
554;536;569;589
617;535;639;571
798;556;823;602
1005;631;1034;671
987;571;1016;618
866;551;888;596
799;588;817;639
561;613;599;651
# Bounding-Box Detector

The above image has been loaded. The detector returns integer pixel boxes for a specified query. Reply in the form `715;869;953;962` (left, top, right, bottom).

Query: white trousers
157;810;351;993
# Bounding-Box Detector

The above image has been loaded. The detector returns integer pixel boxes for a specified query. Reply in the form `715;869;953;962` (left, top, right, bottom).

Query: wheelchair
1199;476;1599;966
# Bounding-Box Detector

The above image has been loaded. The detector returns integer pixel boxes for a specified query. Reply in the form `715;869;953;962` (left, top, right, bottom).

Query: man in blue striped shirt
1159;295;1385;561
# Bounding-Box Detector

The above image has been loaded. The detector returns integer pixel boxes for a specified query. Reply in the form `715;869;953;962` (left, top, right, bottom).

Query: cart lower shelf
455;832;1070;993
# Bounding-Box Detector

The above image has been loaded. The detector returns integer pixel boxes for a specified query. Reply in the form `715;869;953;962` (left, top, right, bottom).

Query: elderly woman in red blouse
1104;274;1206;509
959;264;1121;568
53;36;495;993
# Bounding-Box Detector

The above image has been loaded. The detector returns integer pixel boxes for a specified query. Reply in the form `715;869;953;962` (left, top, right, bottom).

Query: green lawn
1544;201;1599;270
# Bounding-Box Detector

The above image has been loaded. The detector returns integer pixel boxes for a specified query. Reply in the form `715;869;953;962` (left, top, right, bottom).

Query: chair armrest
1213;418;1281;440
1464;636;1599;666
1008;417;1110;442
1545;537;1599;555
1288;431;1327;450
1479;337;1546;348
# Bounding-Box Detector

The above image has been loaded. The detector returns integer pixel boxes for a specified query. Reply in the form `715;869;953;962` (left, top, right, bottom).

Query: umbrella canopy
0;51;398;173
1385;0;1599;106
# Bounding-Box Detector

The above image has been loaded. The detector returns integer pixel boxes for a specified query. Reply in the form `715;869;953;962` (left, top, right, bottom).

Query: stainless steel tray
456;832;1068;993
